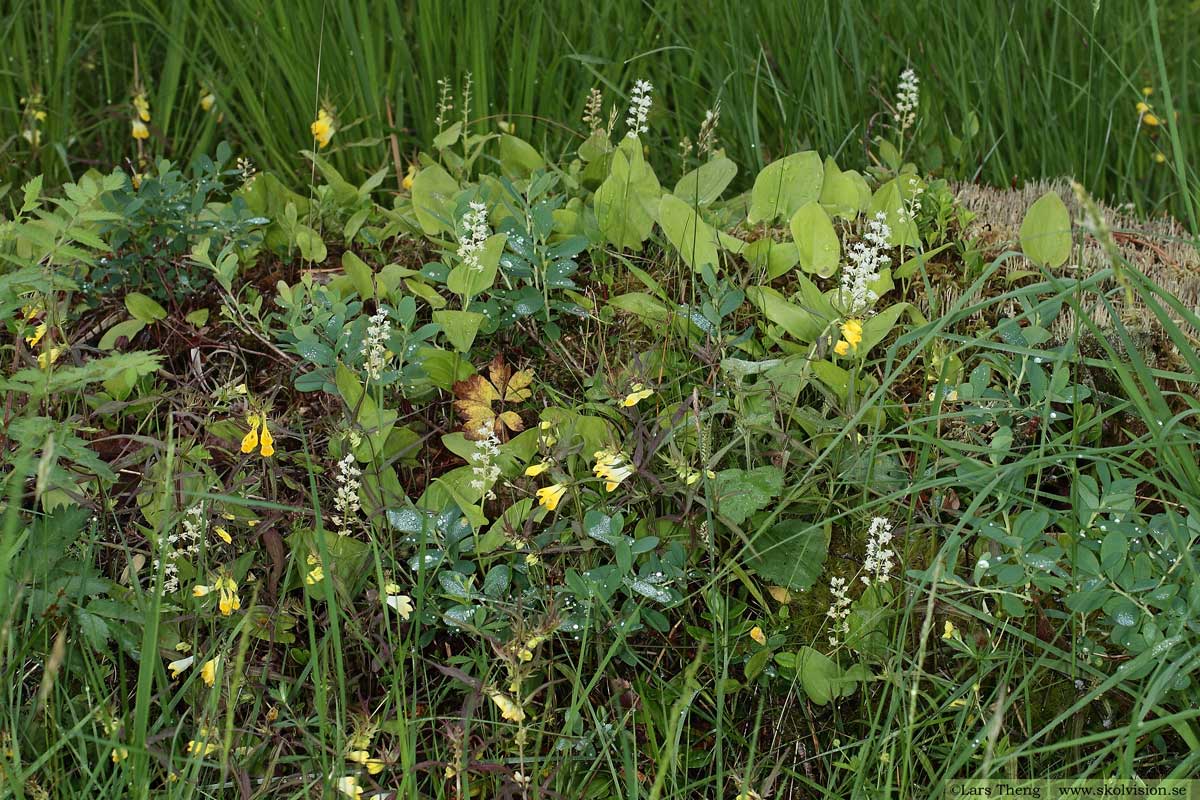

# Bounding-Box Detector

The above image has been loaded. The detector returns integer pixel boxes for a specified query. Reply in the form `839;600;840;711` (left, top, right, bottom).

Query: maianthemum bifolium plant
2;21;1200;800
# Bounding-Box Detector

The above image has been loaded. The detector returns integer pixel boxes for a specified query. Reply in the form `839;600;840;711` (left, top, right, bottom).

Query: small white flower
457;202;490;272
362;308;391;381
625;79;653;138
468;425;502;500
826;576;853;646
838;213;893;314
862;516;896;586
331;453;362;536
894;68;919;133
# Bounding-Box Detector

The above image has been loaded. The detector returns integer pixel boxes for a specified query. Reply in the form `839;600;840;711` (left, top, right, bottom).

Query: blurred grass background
1;0;1195;221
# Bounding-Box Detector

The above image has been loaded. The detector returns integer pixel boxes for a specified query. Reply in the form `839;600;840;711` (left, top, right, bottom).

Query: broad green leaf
1020;191;1072;268
185;309;209;328
789;201;840;277
98;319;146;350
713;466;783;525
744;239;799;280
432;309;485;353
818;157;864;219
747;151;823;225
498;134;545;178
858;302;910;355
796;646;840;705
673;156;737;205
658;194;721;270
747;284;835;343
124;292;166;323
293;224;327;263
447;232;507;301
747;519;829;592
342;251;375;299
867;178;921;249
411;164;461;236
594;137;661;250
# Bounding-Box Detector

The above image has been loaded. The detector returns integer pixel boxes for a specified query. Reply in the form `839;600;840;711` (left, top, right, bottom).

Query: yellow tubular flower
486;689;526;722
311;109;335;148
259;417;274;457
216;575;240;616
214;526;232;544
131;119;149;140
192;584;211;597
536;483;567;511
200;93;215;112
200;657;218;687
750;626;767;645
26;322;46;347
167;655;195;678
942;620;957;640
523;461;550;477
37;346;64;368
240;414;260;453
402;164;416;191
336;776;363;798
133;93;150;122
840;319;863;350
833;340;850;356
622;383;655;407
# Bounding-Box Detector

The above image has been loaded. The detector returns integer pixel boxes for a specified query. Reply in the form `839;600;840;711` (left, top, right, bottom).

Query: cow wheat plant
2;3;1200;799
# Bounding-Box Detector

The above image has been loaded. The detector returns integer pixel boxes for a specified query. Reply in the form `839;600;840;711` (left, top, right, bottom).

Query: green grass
2;0;1196;220
4;2;1200;798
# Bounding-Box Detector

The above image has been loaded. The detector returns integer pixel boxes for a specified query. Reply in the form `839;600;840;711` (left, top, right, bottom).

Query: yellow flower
524;461;550;477
402;164;416;191
1136;102;1160;126
486;689;526;722
26;322;46;347
240;412;275;457
131;119;149;140
593;449;634;491
305;553;324;585
749;626;767;646
259;419;274;457
192;583;211;597
215;574;240;616
167;655;195;678
200;657;218;687
385;591;414;620
347;750;385;774
622;382;655;407
536;483;567;511
214;526;232;544
1142;86;1153;97
1154;152;1166;164
200;92;215;112
111;746;129;763
833;340;850;356
942;620;957;640
311;109;336;148
336;776;363;798
840;319;863;350
37;346;64;368
949;697;967;708
133;93;151;122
